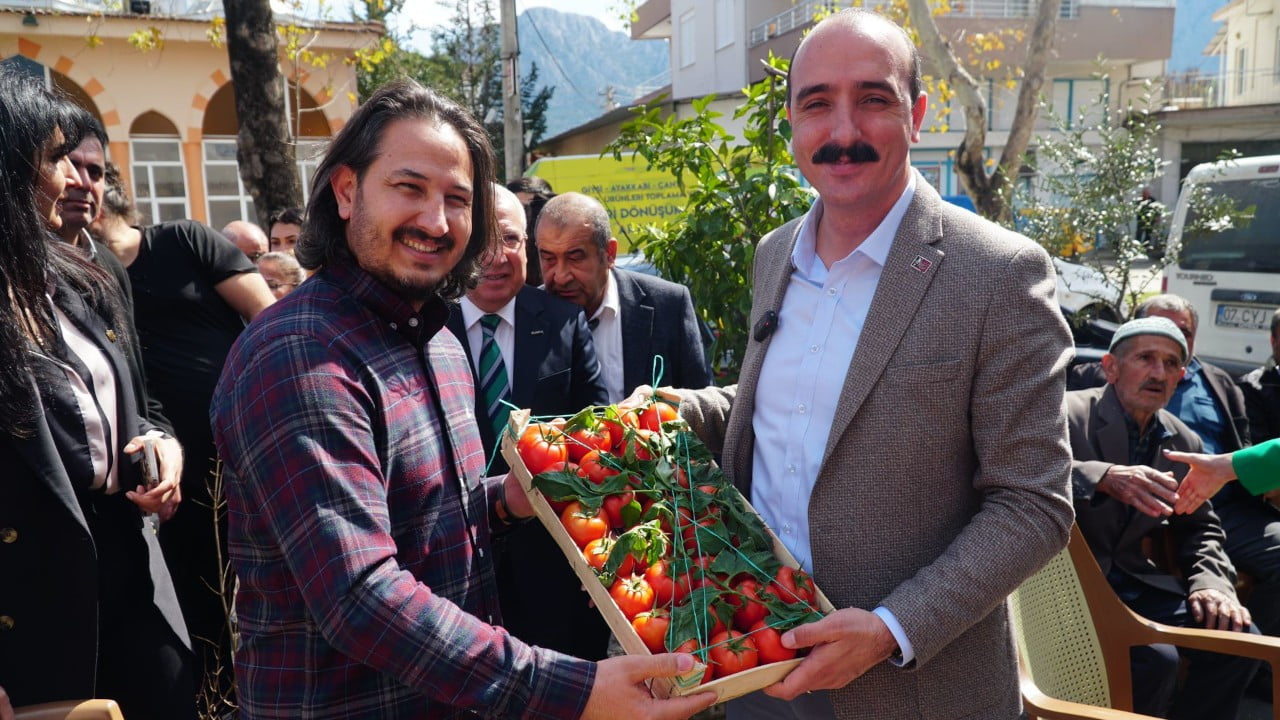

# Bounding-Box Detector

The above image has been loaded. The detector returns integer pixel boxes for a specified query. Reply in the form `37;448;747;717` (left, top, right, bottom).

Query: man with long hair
210;79;714;719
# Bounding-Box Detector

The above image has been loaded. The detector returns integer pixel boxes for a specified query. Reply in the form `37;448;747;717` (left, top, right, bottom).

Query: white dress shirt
751;176;918;663
51;302;121;493
459;296;517;381
587;270;626;403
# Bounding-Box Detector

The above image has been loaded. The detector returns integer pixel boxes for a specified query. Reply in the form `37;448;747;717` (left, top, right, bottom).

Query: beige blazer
681;175;1075;719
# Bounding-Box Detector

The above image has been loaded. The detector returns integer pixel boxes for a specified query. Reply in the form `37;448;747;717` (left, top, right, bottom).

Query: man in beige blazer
666;9;1075;719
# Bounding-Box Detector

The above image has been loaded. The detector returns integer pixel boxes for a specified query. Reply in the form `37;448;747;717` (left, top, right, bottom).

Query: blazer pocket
884;359;962;384
536;367;571;391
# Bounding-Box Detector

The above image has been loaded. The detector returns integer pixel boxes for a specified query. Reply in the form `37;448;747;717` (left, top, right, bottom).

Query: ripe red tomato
766;566;816;606
560;501;608;548
674;639;712;685
610;575;655;620
729;577;768;631
566;425;610;462
516;423;567;475
584;536;637;577
600;411;640;451
601;490;636;529
537;460;584;514
645;559;680;607
680;516;720;552
624;428;657;461
632;608;671;653
578;449;620;485
638;401;679;432
707;629;758;679
748;620;797;664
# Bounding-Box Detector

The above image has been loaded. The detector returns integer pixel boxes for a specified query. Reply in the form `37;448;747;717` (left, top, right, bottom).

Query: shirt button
782;523;793;534
788;465;796;474
797;403;806;414
408;318;419;328
827;288;837;297
477;548;485;558
810;345;819;353
0;616;13;631
390;322;398;330
0;528;15;543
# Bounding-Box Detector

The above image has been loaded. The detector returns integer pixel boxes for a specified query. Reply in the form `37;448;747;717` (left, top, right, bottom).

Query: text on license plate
1215;303;1274;330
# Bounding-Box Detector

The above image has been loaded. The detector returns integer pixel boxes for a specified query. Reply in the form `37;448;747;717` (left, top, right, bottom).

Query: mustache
393;226;452;249
1140;381;1168;393
811;142;880;165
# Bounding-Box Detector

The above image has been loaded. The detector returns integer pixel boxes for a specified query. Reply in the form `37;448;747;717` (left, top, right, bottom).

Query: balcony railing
1164;68;1280;110
748;0;1082;48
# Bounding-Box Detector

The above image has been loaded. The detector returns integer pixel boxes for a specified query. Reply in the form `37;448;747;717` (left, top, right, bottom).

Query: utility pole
500;0;524;181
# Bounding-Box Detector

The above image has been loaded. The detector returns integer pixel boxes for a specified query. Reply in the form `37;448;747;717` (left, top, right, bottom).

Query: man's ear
1101;353;1119;384
605;236;618;267
332;166;357;221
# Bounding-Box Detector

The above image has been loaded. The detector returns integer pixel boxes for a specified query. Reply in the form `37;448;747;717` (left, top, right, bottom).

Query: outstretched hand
1164;448;1237;514
1097;464;1179;517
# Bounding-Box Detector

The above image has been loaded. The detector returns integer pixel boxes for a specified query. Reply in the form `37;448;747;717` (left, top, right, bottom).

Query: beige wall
1;11;375;222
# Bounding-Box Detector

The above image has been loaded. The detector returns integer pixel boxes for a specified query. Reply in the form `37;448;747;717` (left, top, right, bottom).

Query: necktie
478;314;511;441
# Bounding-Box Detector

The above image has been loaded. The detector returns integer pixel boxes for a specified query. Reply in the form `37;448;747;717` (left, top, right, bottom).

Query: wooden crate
500;407;835;705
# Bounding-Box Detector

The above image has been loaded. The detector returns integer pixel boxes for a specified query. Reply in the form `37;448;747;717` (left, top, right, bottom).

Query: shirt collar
592;270;621;322
323;260;449;347
460;294;516;329
791;174;915;278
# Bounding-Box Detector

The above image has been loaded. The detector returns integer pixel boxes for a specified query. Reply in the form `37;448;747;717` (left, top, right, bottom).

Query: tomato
601;411;640;451
624;428;657;461
561;501;608;548
579;449;621;485
638;400;679;432
674;639;712;685
610;574;655;620
566;425;610;462
707;629;758;679
632;608;671;653
766;566;816;607
748;620;797;664
681;516;720;552
517;423;567;475
645;559;680;606
729;577;768;631
538;460;584;513
584;536;637;577
601;490;636;529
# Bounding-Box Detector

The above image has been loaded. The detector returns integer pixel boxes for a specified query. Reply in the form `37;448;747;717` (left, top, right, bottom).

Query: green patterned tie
478;314;511;441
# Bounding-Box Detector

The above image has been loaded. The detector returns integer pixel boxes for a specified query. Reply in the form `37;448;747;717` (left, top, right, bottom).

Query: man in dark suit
446;184;612;660
534;192;712;401
1067;316;1258;719
1239;308;1280;445
1070;294;1280;635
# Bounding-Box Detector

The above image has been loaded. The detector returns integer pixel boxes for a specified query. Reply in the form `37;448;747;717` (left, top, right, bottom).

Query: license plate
1215;303;1274;330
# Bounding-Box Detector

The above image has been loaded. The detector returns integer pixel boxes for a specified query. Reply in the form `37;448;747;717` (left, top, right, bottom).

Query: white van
1165;155;1280;376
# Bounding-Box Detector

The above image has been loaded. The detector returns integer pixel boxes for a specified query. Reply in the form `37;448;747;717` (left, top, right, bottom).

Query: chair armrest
1022;681;1160;720
15;700;124;720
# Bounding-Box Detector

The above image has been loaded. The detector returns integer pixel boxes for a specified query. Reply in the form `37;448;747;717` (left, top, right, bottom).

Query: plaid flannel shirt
211;260;595;719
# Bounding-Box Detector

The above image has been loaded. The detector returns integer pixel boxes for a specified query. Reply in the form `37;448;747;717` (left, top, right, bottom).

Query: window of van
1179;177;1280;273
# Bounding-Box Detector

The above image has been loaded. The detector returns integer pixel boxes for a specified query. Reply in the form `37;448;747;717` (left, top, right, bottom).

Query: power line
517;2;591;102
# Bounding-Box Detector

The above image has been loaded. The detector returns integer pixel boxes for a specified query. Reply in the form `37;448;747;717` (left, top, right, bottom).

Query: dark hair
786;8;922;106
1271;307;1280;337
99;161;141;226
506;176;553;196
296;79;497;302
0;69;122;436
268;206;304;228
62;102;108;149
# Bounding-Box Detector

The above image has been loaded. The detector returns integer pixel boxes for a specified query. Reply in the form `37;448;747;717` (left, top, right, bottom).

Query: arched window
130;111;190;224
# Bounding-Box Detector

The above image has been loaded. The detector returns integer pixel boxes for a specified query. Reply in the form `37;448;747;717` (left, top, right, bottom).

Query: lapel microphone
753;310;779;342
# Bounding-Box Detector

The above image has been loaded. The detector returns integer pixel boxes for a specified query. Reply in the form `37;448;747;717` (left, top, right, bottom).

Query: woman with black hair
0;69;195;718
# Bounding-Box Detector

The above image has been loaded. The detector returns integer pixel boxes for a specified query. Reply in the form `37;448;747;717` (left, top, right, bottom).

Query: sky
396;0;628;51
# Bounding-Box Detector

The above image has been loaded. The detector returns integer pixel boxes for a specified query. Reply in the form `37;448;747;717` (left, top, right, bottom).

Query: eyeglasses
248;251;265;261
500;234;526;249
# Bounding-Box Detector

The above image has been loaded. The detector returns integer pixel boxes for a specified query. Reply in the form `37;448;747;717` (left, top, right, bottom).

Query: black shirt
127;220;256;401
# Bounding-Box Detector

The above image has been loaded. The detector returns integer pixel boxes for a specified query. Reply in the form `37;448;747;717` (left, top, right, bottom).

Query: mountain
517;7;669;140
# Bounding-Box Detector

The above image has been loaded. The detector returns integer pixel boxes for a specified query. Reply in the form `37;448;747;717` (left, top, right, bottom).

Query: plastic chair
13;700;124;720
1009;524;1280;720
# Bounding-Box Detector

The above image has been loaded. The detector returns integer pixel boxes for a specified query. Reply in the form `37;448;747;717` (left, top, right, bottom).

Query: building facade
1;0;380;228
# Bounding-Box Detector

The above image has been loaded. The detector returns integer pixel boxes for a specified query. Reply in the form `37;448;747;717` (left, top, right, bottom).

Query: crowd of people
2;7;1280;720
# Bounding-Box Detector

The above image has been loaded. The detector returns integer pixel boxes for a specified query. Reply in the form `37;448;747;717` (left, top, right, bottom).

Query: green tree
1011;78;1244;320
605;56;812;382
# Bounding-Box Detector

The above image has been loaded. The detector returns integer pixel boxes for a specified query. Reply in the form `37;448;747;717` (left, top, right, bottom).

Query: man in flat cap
1067;316;1259;719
